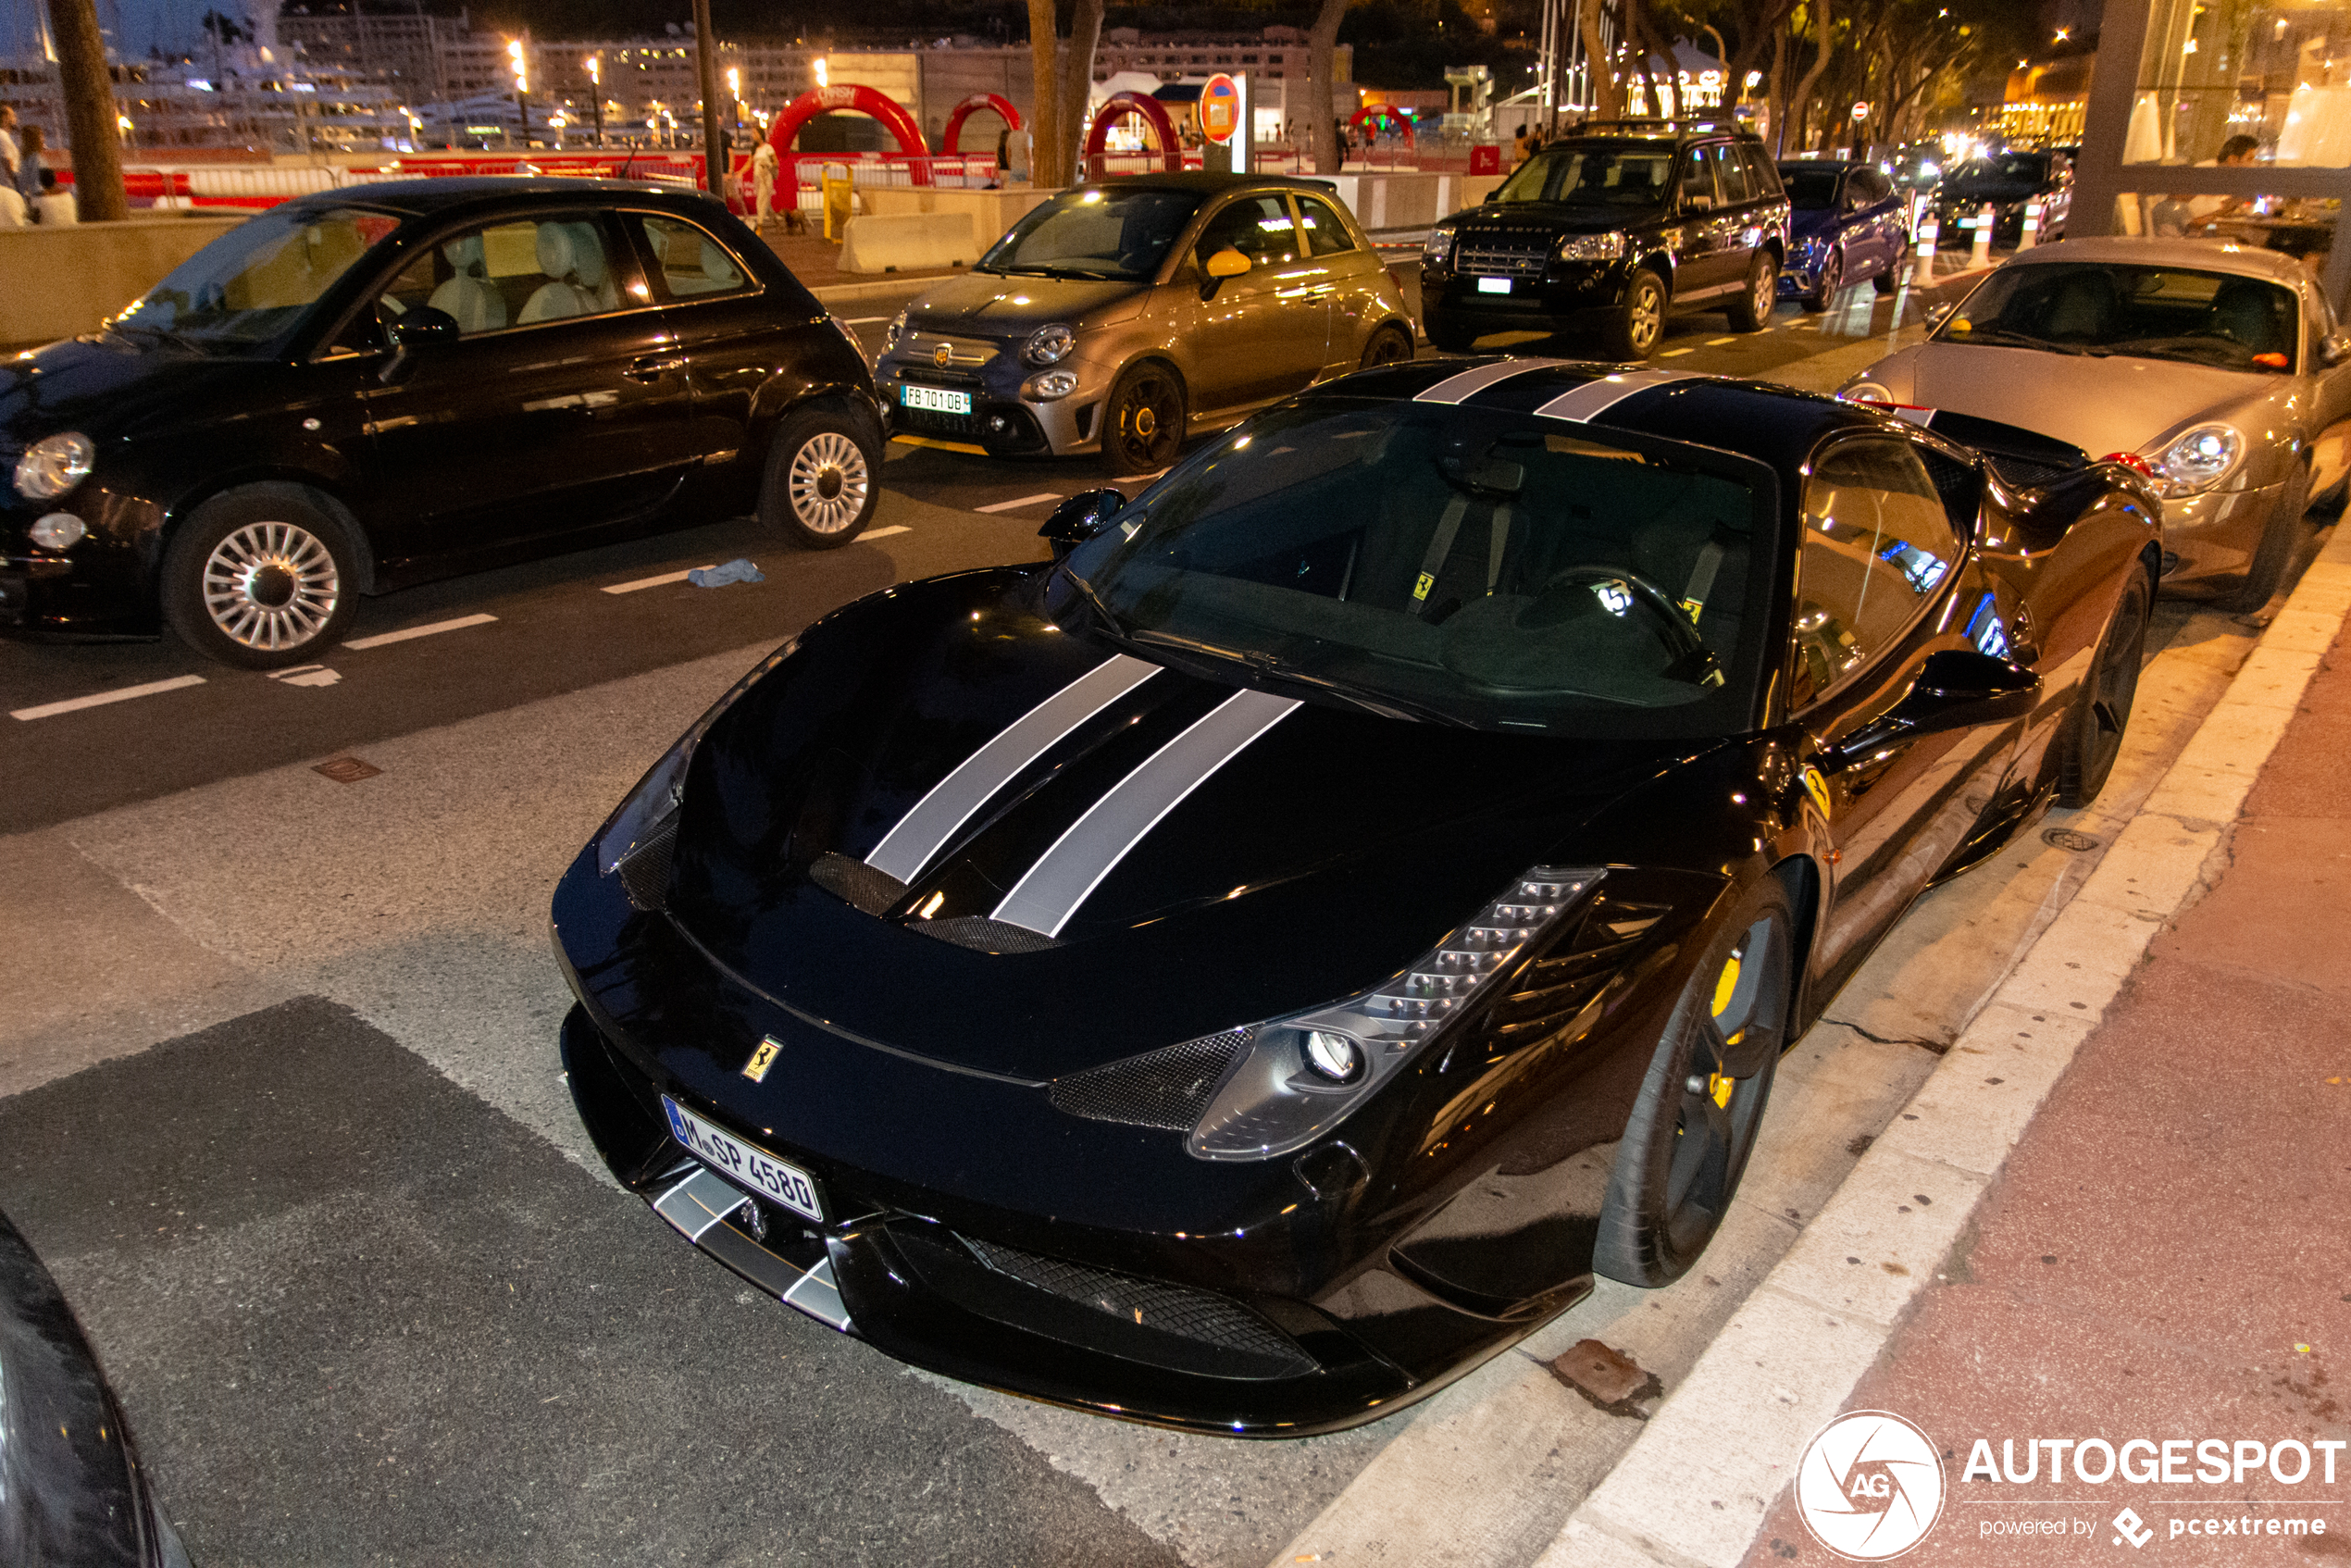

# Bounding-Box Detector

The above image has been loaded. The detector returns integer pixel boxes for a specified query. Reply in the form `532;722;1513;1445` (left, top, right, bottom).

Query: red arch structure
765;82;929;157
941;93;1022;153
1084;92;1182;175
1350;105;1415;143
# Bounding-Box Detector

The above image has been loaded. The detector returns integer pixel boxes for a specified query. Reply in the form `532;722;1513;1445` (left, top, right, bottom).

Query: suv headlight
1186;866;1601;1160
2147;423;2243;497
1023;323;1076;367
1423;224;1458;267
1557;231;1625;262
14;431;94;501
597;639;797;879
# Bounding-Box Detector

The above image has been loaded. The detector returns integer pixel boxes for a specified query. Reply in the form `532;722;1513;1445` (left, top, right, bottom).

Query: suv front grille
1454;233;1552;280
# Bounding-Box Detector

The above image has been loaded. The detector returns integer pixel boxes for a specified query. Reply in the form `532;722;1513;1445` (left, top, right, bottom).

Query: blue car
1775;159;1910;308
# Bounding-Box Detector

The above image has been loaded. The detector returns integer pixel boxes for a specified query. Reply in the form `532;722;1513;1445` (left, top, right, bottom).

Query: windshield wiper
109;319;208;355
1129;631;1466;727
999;264;1121;280
1946;326;2088;355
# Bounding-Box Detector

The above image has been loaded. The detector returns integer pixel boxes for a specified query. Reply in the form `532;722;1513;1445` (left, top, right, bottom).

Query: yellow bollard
822;163;853;243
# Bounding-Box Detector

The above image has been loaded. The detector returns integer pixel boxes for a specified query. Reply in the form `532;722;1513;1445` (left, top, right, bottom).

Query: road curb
1533;527;2351;1568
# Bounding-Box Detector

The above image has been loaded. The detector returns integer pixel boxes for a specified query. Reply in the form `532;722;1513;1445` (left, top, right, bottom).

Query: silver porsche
1842;236;2351;607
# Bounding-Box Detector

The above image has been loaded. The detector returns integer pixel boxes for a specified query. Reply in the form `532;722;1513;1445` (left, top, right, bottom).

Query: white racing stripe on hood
865;653;1162;885
991;688;1301;938
1531;368;1689;422
1413;357;1574;404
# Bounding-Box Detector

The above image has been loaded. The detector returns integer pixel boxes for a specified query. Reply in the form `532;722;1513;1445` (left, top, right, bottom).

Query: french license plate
900;383;973;415
1476;276;1513;294
662;1095;824;1223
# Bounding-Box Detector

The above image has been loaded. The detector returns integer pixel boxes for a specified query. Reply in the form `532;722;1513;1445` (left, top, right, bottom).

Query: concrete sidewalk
1539;530;2351;1566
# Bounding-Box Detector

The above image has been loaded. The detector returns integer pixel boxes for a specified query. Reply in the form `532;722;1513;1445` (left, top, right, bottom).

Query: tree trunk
1308;0;1349;175
46;0;127;221
1786;0;1833;156
1058;0;1104;180
691;0;725;196
1578;0;1625;119
1766;22;1789;151
1026;0;1062;186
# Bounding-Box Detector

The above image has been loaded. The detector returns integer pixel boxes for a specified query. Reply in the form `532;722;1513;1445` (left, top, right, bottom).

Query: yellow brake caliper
1706;948;1744;1109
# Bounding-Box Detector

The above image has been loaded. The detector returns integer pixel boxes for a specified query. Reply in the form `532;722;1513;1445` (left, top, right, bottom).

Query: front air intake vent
914;916;1061;954
616;819;678;911
809;851;907;915
1050;1030;1250;1130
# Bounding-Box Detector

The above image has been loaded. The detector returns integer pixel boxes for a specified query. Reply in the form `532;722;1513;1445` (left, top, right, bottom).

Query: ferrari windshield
1059;399;1776;737
1494;143;1677;206
112;203;400;349
976;187;1204;280
1936;261;2298;372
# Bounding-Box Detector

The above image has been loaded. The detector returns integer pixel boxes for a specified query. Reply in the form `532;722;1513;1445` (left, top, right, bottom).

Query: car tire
1873;238;1905;294
2227;464;2313;613
2058;566;2151;808
1593;876;1795;1288
1360;323;1415;369
1101;360;1187;476
1600;268;1668;361
760;404;880;549
1425;317;1479;355
1802;248;1842;311
159;483;361;670
1725;251;1777;331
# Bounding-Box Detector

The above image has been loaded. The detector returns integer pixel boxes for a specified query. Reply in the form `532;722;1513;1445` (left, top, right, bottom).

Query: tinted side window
1789;440;1960;707
375;216;628;336
1196;195;1301;268
637;214;753;299
1710;144;1754;205
1677;150;1723;209
1849;168;1892;205
1295;194;1358;255
1741;146;1785;198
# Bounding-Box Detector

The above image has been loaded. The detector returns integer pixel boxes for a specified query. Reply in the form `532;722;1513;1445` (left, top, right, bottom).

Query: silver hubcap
1754;266;1773;313
788;431;869;534
202;520;340;651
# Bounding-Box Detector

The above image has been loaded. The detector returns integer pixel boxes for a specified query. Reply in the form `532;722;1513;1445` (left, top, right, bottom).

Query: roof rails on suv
1563;118;1754;138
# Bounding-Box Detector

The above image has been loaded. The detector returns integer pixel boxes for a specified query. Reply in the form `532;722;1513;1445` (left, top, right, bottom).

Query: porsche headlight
14;431;94;501
1023;323;1076;367
597;639;797;879
2148;423;2243;496
1557;231;1624;262
1187;866;1602;1161
1423;224;1458;267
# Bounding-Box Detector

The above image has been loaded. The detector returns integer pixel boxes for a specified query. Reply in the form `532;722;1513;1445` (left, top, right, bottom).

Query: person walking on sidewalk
750;139;778;229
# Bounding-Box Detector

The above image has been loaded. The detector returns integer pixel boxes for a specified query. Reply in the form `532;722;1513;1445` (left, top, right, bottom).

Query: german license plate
1476;276;1513;294
900;383;973;415
662;1095;824;1223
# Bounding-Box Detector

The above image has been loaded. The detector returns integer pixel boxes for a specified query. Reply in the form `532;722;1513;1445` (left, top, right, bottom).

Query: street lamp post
727;66;740;144
586;55;603;147
506;38;529;147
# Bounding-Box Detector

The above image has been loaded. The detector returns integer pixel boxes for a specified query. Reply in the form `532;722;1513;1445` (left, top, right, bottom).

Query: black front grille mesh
1049;1030;1250;1130
1454;232;1552;279
957;1234;1314;1374
616;820;678;911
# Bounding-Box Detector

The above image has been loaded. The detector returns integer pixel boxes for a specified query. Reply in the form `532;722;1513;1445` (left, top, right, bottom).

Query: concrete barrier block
839;211;981;275
0;216;246;349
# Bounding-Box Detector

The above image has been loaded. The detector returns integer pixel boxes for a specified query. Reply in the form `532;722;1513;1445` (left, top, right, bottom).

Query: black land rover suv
1422;121;1792;360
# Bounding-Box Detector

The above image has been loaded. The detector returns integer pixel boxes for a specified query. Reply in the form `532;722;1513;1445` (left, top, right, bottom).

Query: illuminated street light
586;54;603;145
813;56;828;89
506;37;530;145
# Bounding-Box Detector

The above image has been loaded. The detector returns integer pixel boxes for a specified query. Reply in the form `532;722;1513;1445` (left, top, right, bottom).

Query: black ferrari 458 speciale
551;357;2158;1435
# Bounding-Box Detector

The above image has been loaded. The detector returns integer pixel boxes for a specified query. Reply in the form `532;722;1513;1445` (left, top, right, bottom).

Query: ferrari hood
662;570;1706;1080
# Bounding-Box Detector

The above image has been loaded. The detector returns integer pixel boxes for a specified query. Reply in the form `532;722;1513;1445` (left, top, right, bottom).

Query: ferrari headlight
597;638;797;877
1187;866;1602;1161
1557;231;1624;262
14;431;93;501
1023;323;1076;367
2148;423;2243;496
1423;223;1458;267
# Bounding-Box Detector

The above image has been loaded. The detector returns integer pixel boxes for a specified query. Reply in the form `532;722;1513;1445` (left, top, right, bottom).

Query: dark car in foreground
1421;120;1791;359
552;358;2158;1436
1;178;882;667
1776;158;1909;307
1;1208;188;1566
1933;149;2071;249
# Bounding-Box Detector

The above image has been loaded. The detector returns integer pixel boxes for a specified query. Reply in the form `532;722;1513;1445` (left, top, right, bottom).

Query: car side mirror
1039;487;1126;561
1822;649;2040;772
2324;330;2351;367
1925;303;1955;328
1199;245;1250;300
1682;192;1714;214
379;305;460;383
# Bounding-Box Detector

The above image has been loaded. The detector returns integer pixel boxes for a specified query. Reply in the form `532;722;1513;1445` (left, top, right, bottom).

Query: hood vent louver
809;851;907;916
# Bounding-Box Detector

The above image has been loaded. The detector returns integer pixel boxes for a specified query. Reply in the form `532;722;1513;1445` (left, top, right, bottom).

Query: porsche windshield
976;187;1204;280
1059;399;1776;737
112;203;401;349
1494;143;1677;206
1935;262;2298;371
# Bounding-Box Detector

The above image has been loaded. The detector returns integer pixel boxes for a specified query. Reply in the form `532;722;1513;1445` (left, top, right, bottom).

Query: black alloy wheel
1802;248;1843;312
2229;463;2314;613
2059;567;2151;808
1602;268;1668;361
759;405;880;549
1725;251;1778;331
1103;361;1187;476
160;483;360;669
1594;877;1795;1287
1873;237;1906;295
1360;324;1415;369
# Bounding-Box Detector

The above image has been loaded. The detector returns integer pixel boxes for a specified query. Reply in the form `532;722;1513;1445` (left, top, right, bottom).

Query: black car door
1669;146;1734;295
1785;434;2023;995
351;209;699;564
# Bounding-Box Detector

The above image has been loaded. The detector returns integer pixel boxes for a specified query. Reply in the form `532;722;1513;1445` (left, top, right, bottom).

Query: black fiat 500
1421;121;1791;360
552;358;2158;1436
0;178;883;667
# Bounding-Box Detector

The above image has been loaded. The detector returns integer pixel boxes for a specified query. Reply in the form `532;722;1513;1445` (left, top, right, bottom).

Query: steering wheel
1528;565;1714;672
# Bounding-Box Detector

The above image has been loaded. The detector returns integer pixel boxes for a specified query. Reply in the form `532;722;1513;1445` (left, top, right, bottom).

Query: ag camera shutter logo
1796;1410;1947;1560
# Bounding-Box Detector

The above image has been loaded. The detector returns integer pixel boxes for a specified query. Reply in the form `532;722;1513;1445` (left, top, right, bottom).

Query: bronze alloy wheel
1606;268;1667;361
1105;363;1186;475
1726;251;1777;331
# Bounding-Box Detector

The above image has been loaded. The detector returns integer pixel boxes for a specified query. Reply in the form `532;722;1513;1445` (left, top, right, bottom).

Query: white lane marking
1659;347;1695;357
12;673;207;722
863;525;911;539
602;568;710;595
976;493;1064;514
342;613;498;650
1705;335;1738;345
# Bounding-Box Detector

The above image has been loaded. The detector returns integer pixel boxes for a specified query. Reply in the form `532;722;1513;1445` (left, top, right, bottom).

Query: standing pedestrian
750;138;778;228
14;126;46;212
0;106;19;189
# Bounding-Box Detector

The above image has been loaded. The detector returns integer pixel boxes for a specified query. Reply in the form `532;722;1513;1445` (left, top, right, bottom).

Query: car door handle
627;355;686;380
